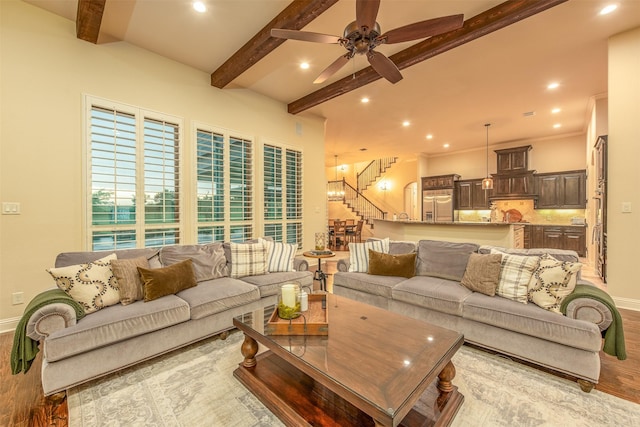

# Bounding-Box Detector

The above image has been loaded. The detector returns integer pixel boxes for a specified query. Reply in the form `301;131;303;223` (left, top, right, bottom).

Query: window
196;126;254;243
86;98;182;250
263;144;303;247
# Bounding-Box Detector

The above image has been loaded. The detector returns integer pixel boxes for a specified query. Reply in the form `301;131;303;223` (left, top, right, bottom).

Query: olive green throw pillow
367;249;416;278
460;253;503;296
138;259;197;302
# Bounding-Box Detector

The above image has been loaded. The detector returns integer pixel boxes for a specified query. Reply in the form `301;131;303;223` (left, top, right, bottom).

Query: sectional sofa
334;239;616;392
23;240;312;396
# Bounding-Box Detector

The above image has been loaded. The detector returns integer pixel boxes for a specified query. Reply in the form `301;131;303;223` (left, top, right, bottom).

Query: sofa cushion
462;292;602;351
264;240;297;272
44;295;190;362
368;250;416;278
415;240;479;281
388;241;417;255
55;248;159;268
348;238;390;272
392;276;473;316
241;271;313;297
159;243;228;281
138;259;198;302
460;253;502;296
228;240;269;278
491;250;540;304
176;277;260;320
111;256;149;305
528;254;581;313
47;253;120;314
333;271;405;299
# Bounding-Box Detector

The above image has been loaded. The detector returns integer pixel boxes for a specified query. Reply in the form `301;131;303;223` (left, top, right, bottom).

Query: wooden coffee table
233;294;464;427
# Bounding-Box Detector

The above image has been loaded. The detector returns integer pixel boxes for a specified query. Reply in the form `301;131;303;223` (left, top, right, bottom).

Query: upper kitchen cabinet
535;170;586;209
496;145;532;173
422;174;460;189
455;179;490;210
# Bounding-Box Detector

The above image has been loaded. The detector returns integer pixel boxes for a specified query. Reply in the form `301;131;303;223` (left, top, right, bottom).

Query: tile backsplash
457;199;585;225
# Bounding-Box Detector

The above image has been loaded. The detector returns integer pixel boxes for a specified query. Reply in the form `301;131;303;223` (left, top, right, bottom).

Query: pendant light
481;123;494;190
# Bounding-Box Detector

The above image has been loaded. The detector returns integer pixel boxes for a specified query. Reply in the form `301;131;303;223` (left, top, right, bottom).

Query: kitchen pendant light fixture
482;123;494;190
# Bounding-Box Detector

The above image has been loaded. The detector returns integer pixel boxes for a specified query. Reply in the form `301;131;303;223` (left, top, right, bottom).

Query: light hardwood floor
1;256;638;426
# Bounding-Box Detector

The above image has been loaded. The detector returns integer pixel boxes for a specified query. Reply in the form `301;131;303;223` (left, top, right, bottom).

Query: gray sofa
334;239;614;392
26;242;312;396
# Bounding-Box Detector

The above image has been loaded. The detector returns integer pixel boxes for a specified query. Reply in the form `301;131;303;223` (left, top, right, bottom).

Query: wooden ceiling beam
76;0;106;44
288;0;568;114
211;0;339;88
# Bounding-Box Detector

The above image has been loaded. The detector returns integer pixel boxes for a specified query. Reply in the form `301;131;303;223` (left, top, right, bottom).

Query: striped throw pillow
229;240;268;278
348;238;390;272
491;249;540;303
265;240;297;272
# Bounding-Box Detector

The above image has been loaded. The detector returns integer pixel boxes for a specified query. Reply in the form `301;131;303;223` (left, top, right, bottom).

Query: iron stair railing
328;178;386;226
357;157;398;192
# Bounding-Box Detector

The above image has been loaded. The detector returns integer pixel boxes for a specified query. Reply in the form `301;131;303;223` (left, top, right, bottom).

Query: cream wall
0;1;327;327
607;27;640;309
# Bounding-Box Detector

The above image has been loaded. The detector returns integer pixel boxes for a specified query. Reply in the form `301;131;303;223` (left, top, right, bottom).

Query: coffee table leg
241;334;258;368
436;360;456;410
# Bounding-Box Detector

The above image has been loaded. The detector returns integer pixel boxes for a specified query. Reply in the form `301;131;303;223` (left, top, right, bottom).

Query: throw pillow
46;253;119;314
460;253;503;296
528;254;582;313
138;259;197;302
348;238;390;272
264;240;297;272
415;240;479;281
367;249;416;278
229;240;269;278
491;249;540;304
111;256;149;305
159;243;228;282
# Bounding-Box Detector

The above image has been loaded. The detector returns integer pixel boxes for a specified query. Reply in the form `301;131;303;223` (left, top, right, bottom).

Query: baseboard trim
613;297;640;312
0;317;20;334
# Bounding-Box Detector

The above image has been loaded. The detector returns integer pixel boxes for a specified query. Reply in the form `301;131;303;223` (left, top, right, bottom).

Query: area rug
68;331;640;426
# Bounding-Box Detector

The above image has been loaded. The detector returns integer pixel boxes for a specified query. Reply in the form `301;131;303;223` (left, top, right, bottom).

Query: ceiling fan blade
314;54;351;84
380;14;464;44
270;28;341;44
356;0;380;35
367;50;402;84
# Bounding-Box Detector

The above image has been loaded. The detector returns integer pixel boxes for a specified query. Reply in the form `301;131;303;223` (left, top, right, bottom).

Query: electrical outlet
622;202;632;213
12;292;24;305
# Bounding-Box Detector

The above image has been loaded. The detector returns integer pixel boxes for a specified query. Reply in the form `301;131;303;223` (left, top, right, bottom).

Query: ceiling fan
271;0;464;84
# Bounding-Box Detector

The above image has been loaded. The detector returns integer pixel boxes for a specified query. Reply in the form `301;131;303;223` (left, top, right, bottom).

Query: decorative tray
265;294;329;336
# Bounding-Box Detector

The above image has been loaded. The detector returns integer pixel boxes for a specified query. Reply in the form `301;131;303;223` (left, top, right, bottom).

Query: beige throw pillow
111;256;150;305
528;254;582;313
460;253;503;296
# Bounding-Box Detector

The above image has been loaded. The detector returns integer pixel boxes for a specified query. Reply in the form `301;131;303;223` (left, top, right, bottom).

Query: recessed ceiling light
300;62;310;70
600;4;618;15
426;134;433;140
551;107;561;114
553;123;562;129
193;1;206;13
547;82;560;90
443;143;450;148
361;97;370;103
402;121;410;127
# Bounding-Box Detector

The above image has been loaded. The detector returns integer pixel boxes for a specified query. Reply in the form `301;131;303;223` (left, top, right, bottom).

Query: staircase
357;157;398;192
328;179;385;227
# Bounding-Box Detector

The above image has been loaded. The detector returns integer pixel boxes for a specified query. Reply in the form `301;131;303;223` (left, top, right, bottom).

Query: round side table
303;251;336;292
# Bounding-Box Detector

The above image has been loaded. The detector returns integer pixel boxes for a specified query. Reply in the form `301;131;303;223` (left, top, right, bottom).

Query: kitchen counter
374;219;524;248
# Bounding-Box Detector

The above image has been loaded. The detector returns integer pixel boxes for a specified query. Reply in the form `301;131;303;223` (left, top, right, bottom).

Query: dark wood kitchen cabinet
492;172;535;197
495;145;532;173
536;170;586;209
455;179;490;209
524;225;586;257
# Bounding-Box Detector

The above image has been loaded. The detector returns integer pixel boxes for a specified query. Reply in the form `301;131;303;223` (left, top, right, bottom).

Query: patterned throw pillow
528;254;582;313
348;238;390;272
47;253;119;314
264;240;297;272
491;249;540;304
229;240;269;278
111;256;150;305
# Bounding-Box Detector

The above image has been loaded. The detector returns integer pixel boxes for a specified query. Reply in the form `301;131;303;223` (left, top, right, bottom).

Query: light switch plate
2;202;21;215
622;202;632;213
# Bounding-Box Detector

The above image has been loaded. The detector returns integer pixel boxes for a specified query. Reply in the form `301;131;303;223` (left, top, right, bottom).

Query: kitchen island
374;219;524;248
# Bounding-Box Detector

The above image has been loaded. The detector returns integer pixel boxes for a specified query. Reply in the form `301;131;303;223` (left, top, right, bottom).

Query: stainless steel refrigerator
423;189;454;222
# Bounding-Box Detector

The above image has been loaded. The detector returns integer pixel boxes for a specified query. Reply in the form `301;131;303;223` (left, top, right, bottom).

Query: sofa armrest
563;280;613;332
293;256;309;272
337;258;350;272
26;303;79;342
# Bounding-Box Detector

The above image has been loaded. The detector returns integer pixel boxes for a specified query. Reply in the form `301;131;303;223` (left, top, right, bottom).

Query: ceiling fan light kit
270;0;464;84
